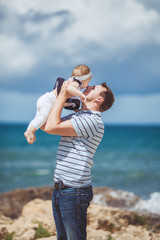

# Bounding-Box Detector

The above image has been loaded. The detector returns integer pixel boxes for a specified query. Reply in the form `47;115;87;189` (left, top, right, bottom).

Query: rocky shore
0;186;160;240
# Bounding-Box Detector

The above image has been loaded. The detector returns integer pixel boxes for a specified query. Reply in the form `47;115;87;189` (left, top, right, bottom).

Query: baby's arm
67;81;86;102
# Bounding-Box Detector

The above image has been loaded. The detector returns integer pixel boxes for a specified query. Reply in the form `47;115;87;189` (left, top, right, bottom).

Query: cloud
0;89;160;124
103;93;160;124
136;0;160;12
0;34;37;79
0;0;160;79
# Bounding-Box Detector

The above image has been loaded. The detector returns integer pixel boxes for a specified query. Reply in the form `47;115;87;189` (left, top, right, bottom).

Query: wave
133;192;160;215
92;187;160;215
35;169;50;176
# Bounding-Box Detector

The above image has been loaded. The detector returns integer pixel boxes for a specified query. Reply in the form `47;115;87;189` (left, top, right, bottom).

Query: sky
0;0;160;124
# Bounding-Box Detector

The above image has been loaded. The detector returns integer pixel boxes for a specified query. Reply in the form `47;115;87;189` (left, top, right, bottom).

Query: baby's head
71;64;92;89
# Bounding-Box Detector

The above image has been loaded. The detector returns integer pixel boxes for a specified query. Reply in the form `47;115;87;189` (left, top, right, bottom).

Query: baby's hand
80;93;86;102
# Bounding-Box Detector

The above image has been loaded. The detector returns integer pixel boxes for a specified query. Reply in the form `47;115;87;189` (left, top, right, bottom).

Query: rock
0;186;140;219
1;199;160;240
112;225;160;240
87;226;111;240
17;229;36;240
0;212;13;225
0;185;157;219
93;186;140;209
37;237;56;240
0;199;56;240
0;212;13;240
0;186;53;219
0;186;160;239
88;203;160;234
88;204;123;234
22;199;56;235
0;226;8;239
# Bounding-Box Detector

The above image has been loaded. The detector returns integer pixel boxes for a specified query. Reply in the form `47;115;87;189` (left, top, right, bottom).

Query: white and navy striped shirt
54;110;104;188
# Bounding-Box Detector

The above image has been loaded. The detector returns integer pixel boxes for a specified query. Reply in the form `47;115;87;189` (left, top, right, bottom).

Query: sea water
0;124;160;213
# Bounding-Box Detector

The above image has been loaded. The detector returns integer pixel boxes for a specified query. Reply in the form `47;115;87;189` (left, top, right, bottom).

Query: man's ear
96;97;104;104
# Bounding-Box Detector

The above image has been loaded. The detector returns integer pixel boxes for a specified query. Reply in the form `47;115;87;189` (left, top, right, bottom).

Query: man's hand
41;78;77;137
80;93;86;102
58;79;73;100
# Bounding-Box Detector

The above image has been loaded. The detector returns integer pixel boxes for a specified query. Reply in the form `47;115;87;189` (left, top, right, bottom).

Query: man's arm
42;81;77;137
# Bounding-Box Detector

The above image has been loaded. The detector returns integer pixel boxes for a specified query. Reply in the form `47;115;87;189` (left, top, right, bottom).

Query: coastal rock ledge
0;198;160;240
0;186;160;240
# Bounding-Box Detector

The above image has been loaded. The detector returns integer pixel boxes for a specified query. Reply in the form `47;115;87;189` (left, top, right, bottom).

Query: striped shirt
54;110;104;188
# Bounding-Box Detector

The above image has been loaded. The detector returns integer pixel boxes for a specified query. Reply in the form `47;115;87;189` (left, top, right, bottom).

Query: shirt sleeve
70;114;99;138
61;113;74;121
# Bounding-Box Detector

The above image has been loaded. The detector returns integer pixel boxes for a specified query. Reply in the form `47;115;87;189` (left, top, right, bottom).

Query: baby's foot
28;131;36;144
24;131;29;140
24;131;36;144
28;135;36;144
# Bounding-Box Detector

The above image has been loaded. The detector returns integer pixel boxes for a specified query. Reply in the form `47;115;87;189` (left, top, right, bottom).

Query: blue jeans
52;185;93;240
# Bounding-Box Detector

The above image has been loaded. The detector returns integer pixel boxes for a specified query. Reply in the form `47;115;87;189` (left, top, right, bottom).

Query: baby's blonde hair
71;64;90;77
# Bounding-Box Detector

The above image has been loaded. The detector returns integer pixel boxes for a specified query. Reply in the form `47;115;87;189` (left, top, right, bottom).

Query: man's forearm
41;81;77;137
44;95;66;133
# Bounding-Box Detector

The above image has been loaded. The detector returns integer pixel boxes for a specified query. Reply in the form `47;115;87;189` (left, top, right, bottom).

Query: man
42;81;114;240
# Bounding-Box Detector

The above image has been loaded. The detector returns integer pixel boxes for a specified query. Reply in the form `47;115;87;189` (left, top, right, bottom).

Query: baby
24;64;92;144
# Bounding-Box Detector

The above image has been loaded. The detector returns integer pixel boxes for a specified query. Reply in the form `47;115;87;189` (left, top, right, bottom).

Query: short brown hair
99;82;115;112
72;64;90;77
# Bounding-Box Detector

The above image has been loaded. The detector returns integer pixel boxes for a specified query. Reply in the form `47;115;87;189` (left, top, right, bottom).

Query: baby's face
81;76;92;89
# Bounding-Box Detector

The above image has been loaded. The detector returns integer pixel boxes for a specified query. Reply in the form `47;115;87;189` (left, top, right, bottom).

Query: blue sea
0;124;160;202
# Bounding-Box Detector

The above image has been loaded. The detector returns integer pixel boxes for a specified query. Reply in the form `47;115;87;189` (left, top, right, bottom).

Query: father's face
83;85;106;101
